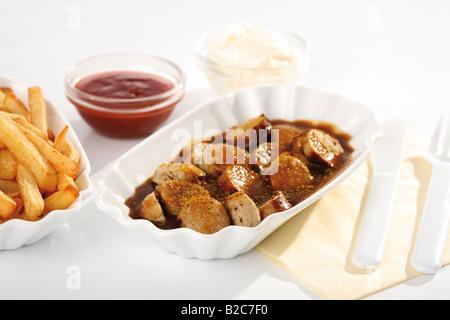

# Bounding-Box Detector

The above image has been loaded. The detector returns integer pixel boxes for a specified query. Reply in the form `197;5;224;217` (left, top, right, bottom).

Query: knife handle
352;172;399;271
411;161;450;274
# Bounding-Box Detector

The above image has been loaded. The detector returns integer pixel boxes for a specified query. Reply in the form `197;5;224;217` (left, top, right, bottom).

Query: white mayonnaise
205;23;300;69
197;23;310;93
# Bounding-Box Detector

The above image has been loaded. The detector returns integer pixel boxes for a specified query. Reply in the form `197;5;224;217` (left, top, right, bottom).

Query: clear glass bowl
195;29;311;94
65;53;185;138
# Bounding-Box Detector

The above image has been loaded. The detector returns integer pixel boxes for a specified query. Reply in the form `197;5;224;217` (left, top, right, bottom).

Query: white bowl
96;84;382;259
0;76;92;250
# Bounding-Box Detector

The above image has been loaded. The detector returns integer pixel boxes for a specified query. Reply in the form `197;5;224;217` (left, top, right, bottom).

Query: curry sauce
125;118;353;231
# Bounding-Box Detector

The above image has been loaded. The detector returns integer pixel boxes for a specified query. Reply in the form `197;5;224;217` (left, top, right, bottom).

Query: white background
0;0;449;299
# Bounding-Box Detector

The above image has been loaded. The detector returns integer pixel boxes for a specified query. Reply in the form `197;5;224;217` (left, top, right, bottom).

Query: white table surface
1;0;449;300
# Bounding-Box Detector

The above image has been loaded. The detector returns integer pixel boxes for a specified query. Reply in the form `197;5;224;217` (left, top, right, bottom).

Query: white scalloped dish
96;84;381;259
0;77;92;250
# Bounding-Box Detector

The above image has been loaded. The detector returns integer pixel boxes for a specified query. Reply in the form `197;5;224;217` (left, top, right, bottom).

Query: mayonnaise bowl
195;23;311;94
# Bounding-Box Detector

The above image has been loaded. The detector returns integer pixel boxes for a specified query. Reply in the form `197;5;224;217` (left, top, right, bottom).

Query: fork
411;115;450;274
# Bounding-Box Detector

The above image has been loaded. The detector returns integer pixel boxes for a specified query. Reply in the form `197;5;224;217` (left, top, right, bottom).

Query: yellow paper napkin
255;129;450;300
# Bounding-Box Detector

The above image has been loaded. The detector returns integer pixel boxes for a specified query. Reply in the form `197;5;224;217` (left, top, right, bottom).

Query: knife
352;118;407;271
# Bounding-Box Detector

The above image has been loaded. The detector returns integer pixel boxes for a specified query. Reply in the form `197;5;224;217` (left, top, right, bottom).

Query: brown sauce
125;119;353;230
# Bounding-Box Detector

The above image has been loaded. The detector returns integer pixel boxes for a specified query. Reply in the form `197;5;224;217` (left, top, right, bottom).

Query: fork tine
441;115;450;159
428;115;445;155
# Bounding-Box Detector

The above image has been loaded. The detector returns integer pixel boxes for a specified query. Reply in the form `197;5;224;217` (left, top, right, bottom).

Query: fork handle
412;161;450;274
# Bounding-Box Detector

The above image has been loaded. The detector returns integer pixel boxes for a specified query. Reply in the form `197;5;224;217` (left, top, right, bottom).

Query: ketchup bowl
65;53;185;138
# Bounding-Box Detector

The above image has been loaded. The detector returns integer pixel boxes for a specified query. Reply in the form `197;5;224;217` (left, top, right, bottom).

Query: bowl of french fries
0;76;91;250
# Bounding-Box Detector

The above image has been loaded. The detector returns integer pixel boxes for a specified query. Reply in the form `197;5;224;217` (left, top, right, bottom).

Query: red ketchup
70;71;181;138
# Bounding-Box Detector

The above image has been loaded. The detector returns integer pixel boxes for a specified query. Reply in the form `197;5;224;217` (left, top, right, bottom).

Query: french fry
44;173;79;212
3;94;30;121
0;87;13;95
0;190;17;221
17;164;44;221
54;126;81;164
0;149;18;180
19;125;79;179
63;139;81;164
44;190;79;212
0;179;19;193
57;173;78;192
12;197;23;217
53;125;69;151
0;110;27;121
0;112;57;192
47;128;55;142
0;110;44;141
28;86;48;136
0;90;6;105
13;116;48;141
5;190;21;199
0;85;82;223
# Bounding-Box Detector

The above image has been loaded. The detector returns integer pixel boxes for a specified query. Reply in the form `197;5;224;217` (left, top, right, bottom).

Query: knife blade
352;118;407;271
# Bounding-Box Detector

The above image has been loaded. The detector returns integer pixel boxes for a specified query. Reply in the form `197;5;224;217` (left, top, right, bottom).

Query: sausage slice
217;165;261;195
250;142;287;169
140;191;166;223
227;114;272;149
158;180;210;215
178;196;231;234
223;191;261;227
259;192;292;220
175;142;208;165
152;163;206;185
268;154;312;191
199;143;250;177
271;124;303;148
293;128;344;168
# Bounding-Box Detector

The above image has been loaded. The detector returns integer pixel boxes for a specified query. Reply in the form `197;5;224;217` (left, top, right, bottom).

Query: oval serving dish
0;76;92;250
96;84;381;259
